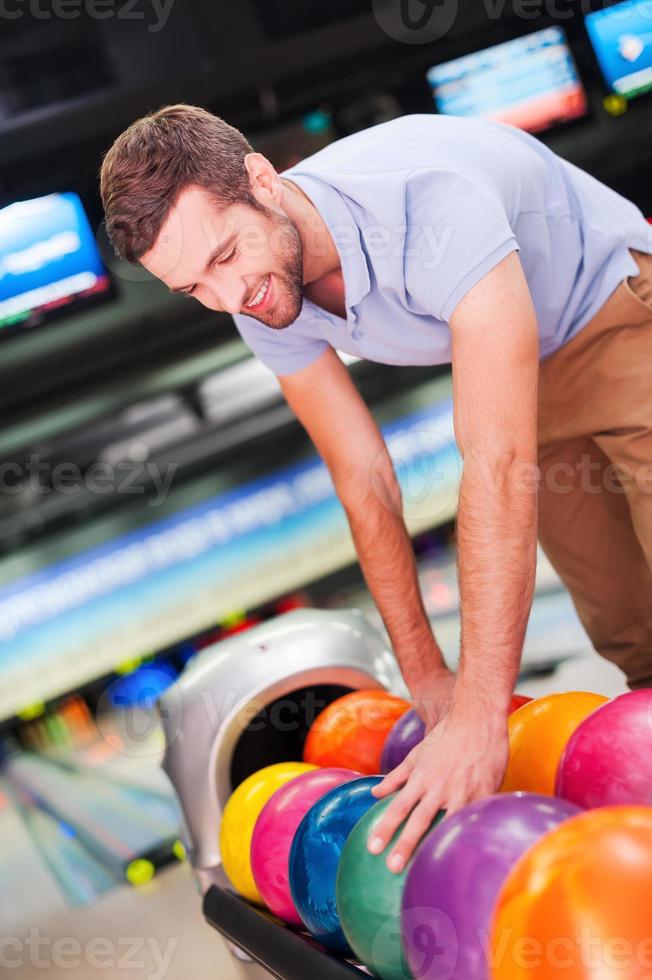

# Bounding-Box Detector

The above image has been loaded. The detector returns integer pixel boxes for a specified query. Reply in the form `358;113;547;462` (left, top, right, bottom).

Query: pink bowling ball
250;767;358;924
556;689;652;807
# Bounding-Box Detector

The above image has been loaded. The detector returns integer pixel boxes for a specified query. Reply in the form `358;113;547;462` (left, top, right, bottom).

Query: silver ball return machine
159;607;408;979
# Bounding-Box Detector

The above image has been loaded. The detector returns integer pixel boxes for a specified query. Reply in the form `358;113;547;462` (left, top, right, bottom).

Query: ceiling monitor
585;0;652;100
0;191;113;338
426;26;587;134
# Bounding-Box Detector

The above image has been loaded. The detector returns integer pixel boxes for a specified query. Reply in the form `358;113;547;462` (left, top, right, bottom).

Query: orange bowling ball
490;806;652;980
501;691;607;795
304;690;410;774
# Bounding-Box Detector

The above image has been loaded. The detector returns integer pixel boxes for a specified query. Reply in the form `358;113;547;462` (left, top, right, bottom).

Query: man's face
140;184;304;329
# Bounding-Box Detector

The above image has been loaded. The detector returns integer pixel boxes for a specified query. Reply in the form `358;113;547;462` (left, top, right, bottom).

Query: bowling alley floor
4;645;629;980
3;858;271;980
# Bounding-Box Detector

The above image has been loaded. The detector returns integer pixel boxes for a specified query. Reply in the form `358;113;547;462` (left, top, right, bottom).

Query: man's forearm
454;451;538;713
343;485;448;690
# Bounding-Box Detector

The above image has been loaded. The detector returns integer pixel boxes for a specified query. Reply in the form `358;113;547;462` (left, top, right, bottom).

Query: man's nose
216;278;247;315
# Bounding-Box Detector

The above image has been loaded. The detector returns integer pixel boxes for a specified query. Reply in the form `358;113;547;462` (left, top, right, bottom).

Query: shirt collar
282;171;371;325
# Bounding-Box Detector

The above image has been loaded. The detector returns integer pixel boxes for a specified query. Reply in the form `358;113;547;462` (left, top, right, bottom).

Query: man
100;104;652;873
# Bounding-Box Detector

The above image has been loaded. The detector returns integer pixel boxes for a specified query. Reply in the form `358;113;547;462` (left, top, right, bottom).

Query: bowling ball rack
203;885;368;980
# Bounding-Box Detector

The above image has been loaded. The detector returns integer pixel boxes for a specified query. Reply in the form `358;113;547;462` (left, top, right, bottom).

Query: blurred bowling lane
3;750;181;886
0;779;67;935
4;780;118;907
2;860;270;980
0;766;267;980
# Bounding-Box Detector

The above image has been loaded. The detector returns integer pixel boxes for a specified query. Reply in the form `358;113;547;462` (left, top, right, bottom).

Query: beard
247;209;305;330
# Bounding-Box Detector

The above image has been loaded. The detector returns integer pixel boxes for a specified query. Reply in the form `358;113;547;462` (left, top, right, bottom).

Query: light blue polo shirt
233;114;652;376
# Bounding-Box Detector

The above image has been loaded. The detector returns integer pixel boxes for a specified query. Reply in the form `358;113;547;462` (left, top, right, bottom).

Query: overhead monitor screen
427;27;587;133
0;192;112;336
585;0;652;99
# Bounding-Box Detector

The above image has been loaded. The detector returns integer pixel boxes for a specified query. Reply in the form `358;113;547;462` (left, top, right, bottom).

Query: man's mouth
244;274;272;313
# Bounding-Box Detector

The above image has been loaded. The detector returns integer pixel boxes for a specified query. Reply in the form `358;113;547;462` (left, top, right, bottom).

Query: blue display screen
427;27;587;133
0;192;111;333
586;0;652;98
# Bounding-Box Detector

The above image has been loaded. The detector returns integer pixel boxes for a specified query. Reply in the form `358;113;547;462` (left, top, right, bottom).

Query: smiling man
100;104;652;873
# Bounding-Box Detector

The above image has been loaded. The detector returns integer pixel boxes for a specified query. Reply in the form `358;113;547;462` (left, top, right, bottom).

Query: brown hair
100;104;260;263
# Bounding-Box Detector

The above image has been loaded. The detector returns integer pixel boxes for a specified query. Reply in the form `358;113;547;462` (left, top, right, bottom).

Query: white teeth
249;276;270;308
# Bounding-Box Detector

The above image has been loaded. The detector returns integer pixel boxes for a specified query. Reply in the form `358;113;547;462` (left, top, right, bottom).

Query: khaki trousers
537;249;652;688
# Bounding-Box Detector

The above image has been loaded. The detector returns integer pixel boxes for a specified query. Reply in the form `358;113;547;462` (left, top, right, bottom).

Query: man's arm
369;251;540;870
279;347;452;710
450;251;539;714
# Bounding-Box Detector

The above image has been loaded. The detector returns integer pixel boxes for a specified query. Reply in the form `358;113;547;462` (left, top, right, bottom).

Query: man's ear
244;152;282;205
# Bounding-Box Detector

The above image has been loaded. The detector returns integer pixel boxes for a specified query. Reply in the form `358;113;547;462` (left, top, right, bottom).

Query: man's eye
220;248;237;264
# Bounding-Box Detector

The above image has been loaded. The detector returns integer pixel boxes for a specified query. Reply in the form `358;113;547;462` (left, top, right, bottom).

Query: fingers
366;710;508;875
440;794;466;819
386;796;442;873
367;780;421;859
369;779;487;874
372;759;411;798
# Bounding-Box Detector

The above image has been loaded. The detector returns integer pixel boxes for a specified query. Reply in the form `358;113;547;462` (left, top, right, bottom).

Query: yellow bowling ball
219;761;316;903
501;691;608;795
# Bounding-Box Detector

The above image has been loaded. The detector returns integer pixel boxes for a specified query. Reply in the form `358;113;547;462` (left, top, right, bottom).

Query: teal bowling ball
289;776;382;953
336;794;445;980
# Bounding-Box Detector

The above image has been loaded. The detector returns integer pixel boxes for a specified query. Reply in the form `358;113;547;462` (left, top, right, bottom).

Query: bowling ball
336;794;445;980
380;709;424;774
401;793;581;980
510;693;533;712
501;692;607;795
289;775;382;952
251;767;358;924
556;689;652;807
219;761;315;903
304;690;410;774
380;695;534;774
490;806;652;980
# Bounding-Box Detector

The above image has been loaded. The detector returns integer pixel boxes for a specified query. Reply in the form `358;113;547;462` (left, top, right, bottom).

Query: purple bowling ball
401;793;581;980
381;709;425;774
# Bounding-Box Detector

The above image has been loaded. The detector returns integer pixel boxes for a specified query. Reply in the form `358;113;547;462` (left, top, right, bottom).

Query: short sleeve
232;313;330;377
403;169;519;322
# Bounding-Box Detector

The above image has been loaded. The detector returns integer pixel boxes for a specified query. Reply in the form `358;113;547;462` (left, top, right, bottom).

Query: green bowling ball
335;794;444;980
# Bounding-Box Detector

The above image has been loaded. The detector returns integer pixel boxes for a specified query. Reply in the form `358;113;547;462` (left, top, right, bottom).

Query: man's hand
408;665;457;731
368;694;509;872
